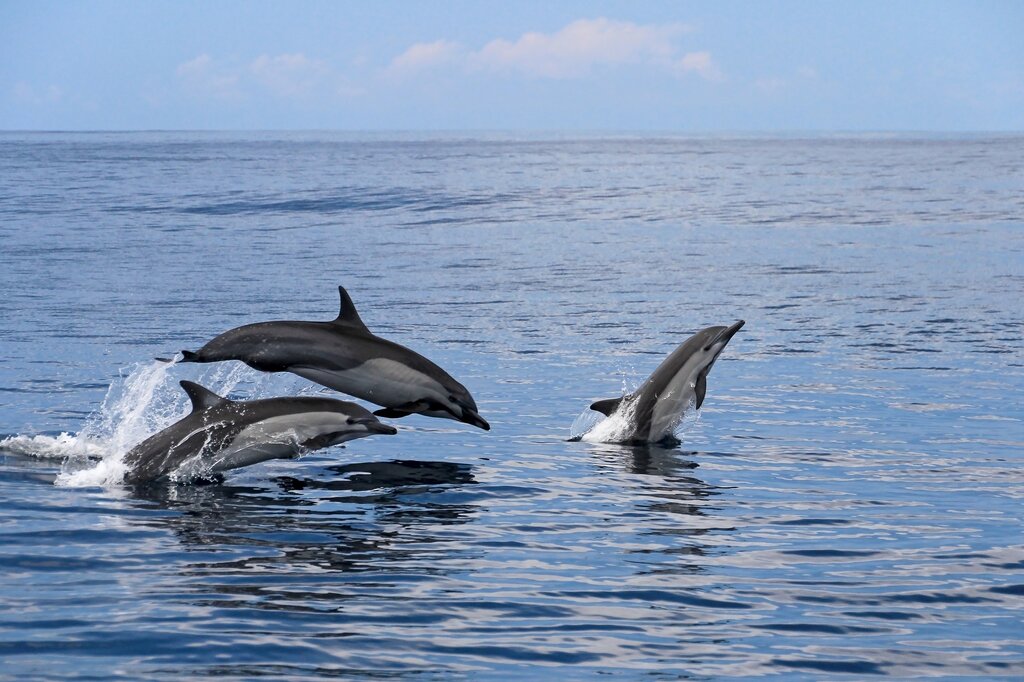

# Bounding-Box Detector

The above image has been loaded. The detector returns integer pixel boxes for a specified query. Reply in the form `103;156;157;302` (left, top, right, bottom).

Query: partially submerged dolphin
172;287;489;430
586;321;744;444
123;380;397;484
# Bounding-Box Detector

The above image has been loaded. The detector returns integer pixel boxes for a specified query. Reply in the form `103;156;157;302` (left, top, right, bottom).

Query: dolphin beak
717;320;745;346
461;410;491;431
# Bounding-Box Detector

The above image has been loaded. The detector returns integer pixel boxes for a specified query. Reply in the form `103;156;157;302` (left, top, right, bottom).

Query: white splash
0;357;311;488
570;371;647;444
0;431;107;459
1;359;181;486
575;395;643;443
571;394;701;445
61;359;193;487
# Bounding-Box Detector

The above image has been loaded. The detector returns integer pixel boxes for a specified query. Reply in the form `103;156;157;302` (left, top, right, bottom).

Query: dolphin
122;380;398;484
586;320;744;444
171;287;489;430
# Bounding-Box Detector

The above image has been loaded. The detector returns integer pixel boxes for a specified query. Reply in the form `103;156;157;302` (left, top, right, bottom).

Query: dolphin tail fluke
590;397;624;417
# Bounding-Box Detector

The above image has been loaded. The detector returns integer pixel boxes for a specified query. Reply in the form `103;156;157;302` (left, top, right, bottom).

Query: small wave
0;432;107;459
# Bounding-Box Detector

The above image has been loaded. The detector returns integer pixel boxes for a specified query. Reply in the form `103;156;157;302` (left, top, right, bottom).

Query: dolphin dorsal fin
179;380;229;412
333;286;369;331
590;397;624;417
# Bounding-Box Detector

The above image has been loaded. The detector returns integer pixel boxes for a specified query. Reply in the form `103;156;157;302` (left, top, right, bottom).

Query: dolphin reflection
124;459;479;575
581;442;732;573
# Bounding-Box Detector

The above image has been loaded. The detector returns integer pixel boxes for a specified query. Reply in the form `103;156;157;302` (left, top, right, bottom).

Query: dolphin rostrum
172;287;490;430
123;380;397;484
587;321;744;444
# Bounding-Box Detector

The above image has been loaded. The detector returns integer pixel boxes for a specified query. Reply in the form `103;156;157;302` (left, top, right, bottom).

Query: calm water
1;132;1022;679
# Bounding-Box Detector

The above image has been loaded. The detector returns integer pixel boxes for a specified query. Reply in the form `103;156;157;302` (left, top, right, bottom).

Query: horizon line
2;128;1023;135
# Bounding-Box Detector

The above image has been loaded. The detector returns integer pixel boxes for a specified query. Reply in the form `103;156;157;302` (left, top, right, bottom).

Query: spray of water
570;385;702;445
569;370;650;444
0;357;317;488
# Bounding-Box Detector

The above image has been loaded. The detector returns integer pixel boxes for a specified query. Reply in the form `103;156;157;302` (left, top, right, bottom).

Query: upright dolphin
586;321;744;444
172;287;489;430
123;380;397;484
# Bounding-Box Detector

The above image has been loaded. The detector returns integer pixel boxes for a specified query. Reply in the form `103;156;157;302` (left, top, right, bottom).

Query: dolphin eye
449;395;458;402
346;417;356;425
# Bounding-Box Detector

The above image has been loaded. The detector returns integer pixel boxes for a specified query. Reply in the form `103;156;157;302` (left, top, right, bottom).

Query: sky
1;0;1022;131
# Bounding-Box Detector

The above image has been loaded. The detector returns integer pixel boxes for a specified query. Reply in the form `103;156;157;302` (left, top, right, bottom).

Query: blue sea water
0;131;1022;679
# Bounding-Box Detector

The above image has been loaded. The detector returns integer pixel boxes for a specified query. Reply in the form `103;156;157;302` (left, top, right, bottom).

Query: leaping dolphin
586;321;744;444
123;380;397;484
171;287;490;430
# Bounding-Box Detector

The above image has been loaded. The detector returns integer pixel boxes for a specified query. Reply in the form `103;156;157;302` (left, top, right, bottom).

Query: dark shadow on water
584;440;701;478
275;459;475;493
125;459;480;583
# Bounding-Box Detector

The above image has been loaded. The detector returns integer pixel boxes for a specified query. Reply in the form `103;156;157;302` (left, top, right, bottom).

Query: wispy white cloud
675;51;723;81
176;53;342;100
176;54;242;99
754;76;786;93
471;18;690;78
384;18;721;82
174;18;723;107
387;40;462;76
12;81;63;105
797;66;818;80
249;53;329;97
753;66;819;94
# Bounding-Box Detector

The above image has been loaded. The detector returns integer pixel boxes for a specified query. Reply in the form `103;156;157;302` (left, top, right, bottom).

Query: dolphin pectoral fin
301;433;340;450
373;408;412;419
590;397;624;417
695;373;707;410
373;400;431;419
180;350;202;363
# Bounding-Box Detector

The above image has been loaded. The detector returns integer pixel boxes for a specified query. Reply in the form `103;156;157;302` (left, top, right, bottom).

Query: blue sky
1;0;1021;131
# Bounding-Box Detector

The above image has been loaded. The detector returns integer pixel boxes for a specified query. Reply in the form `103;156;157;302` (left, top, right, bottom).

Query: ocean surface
0;131;1022;679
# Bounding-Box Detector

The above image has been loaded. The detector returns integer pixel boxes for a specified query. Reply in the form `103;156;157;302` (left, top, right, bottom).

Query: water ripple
0;132;1022;678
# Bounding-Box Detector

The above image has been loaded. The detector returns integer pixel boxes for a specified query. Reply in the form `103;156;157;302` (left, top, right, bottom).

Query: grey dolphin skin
123;380;397;484
588;321;745;444
174;287;490;431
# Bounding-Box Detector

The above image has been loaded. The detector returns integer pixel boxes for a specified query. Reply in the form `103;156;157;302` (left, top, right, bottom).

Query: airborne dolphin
173;287;490;430
586;321;744;444
123;380;397;484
